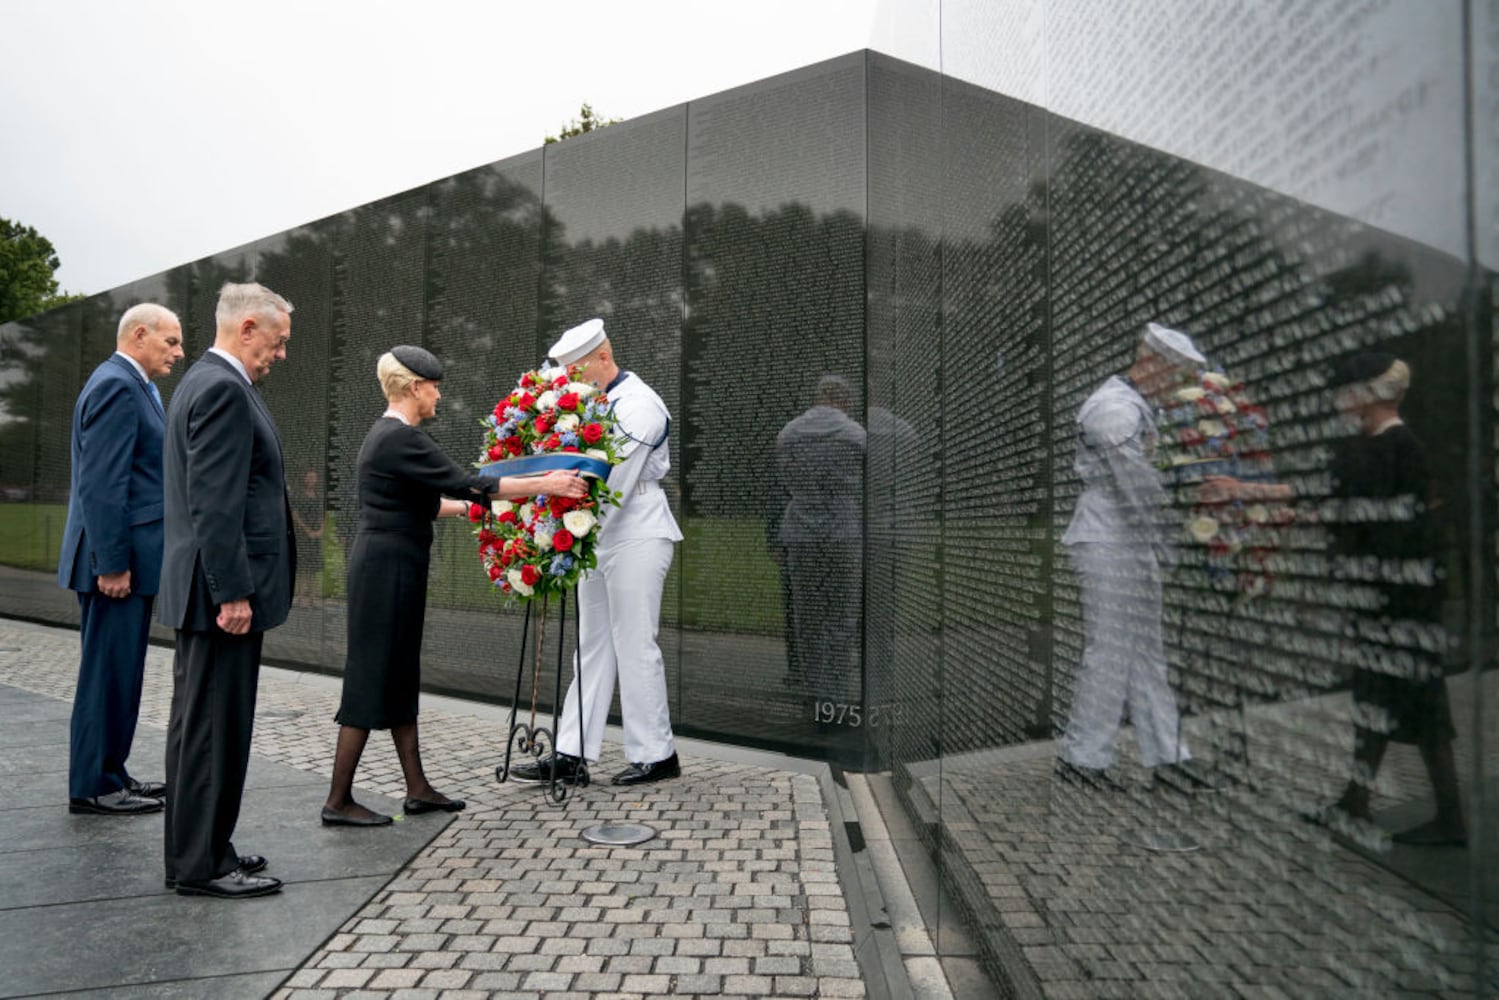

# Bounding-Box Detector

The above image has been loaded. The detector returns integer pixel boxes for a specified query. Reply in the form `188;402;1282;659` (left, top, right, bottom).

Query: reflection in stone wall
0;43;1492;997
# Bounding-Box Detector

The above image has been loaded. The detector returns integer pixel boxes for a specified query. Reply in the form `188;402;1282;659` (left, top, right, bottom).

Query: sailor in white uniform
1058;323;1203;782
512;318;685;787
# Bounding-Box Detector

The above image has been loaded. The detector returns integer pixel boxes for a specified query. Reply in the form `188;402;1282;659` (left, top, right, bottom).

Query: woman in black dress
321;346;588;826
1323;353;1465;846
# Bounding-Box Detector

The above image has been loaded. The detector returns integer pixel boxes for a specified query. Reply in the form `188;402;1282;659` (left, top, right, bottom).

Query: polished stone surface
0;684;452;999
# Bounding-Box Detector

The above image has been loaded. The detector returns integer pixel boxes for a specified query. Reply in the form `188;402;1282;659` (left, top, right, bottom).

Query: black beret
391;345;444;380
1329;352;1396;389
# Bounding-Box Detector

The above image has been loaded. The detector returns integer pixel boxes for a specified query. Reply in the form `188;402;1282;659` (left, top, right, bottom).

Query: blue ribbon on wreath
480;453;612;481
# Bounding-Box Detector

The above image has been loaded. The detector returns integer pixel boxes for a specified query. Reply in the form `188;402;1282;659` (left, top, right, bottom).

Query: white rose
537;390;559;412
562;510;597;537
491;500;514;516
1202;372;1231;390
1175;387;1206;402
540;366;568;383
556;413;580;432
533;528;554;552
1246;504;1269;524
1187;516;1219;544
567;381;597;398
506;567;534;596
1213;397;1237;414
1197;418;1227;438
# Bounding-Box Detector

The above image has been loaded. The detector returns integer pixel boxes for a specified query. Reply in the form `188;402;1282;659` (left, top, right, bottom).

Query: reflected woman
322;346;588;826
1322;353;1464;846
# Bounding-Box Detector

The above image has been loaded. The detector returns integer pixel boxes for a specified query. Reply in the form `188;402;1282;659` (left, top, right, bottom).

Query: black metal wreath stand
495;592;589;804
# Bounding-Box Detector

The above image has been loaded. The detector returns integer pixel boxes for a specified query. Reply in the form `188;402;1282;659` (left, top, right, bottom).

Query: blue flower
549;554;575;576
560;431;580;447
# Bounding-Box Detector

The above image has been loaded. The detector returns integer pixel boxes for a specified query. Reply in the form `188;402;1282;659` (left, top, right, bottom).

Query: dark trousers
70;591;154;799
163;628;261;883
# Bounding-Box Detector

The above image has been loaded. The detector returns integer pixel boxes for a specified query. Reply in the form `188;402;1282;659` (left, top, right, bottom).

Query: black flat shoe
405;797;466;814
320;806;392;827
176;870;282;899
611;751;681;786
126;777;167;799
1054;759;1125;793
1391;819;1467;847
69;790;163;815
166;853;266;889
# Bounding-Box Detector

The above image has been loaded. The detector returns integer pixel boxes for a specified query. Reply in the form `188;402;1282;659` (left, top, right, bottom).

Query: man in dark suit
157;281;295;899
58;303;184;815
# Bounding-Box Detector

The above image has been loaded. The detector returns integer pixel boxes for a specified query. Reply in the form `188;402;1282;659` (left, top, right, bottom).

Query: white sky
0;0;883;295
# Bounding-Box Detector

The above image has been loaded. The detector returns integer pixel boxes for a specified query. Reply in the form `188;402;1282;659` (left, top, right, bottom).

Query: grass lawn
1;504;786;636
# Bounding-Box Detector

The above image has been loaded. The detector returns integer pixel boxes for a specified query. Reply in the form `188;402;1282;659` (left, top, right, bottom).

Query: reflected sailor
1058;323;1202;788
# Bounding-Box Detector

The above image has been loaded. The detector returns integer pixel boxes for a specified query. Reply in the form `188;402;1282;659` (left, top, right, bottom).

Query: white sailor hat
548;318;607;366
1141;322;1205;367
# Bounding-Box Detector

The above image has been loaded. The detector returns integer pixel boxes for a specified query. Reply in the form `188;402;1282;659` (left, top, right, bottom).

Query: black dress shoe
611;751;681;786
1054;759;1125;793
175;870;282;899
509;753;584;784
166;854;267;889
405;796;466;814
321;806;392;827
69;789;164;815
126;777;167;799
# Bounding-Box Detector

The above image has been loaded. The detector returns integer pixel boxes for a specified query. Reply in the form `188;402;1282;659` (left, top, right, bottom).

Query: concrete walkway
0;618;933;1000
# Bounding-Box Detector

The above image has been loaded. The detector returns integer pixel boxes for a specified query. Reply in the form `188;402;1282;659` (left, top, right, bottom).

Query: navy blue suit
57;353;166;799
157;350;295;883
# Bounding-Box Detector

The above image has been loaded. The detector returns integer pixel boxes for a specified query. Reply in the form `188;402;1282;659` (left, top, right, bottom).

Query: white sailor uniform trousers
554;372;683;765
1060;375;1189;770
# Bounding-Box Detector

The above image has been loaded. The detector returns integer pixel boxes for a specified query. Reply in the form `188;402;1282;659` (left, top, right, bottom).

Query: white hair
376;351;421;402
1369;359;1411;402
116;302;178;342
215;281;293;331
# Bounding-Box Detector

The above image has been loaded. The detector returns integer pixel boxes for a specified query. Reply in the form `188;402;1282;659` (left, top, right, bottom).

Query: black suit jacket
156;351;296;633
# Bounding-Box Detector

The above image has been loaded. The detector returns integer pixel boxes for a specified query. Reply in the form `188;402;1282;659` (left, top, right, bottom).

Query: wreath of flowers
470;362;621;601
1160;370;1292;597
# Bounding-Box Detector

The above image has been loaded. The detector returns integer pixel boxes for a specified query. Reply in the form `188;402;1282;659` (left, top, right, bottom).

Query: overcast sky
0;0;884;295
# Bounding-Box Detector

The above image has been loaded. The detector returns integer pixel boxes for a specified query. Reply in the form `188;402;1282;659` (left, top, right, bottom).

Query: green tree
0;217;83;324
544;102;622;145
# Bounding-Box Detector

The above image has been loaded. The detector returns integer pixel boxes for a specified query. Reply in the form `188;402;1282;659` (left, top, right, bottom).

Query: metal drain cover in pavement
1118;829;1201;853
581;822;658;846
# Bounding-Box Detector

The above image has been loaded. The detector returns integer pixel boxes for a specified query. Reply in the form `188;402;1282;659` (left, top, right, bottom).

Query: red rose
516;392;535;410
520;564;541;586
534;414;551;434
479;528;498;545
553;529;574;552
488;443;504;461
468;503;484;522
546;433;561;450
557;392;580;411
562;445;579;453
521;373;536;388
581;422;604;444
493;401;507;420
506;436;523;456
552;376;568;390
487;563;503;581
497;509;517;524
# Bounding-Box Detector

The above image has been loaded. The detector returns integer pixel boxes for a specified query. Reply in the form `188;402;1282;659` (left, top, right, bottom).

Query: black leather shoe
321;806;392;827
175;870;282;899
69;789;164;815
126;777;167;799
611;751;681;786
166;854;266;889
405;796;466;814
510;753;583;784
1054;759;1125;793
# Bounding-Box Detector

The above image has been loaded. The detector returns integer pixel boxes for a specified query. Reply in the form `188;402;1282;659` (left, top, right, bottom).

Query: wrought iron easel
495;592;589;804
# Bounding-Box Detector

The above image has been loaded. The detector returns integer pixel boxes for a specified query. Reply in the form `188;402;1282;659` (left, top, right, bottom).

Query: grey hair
215;281;293;331
116;302;179;341
1368;359;1411;403
376;351;421;402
